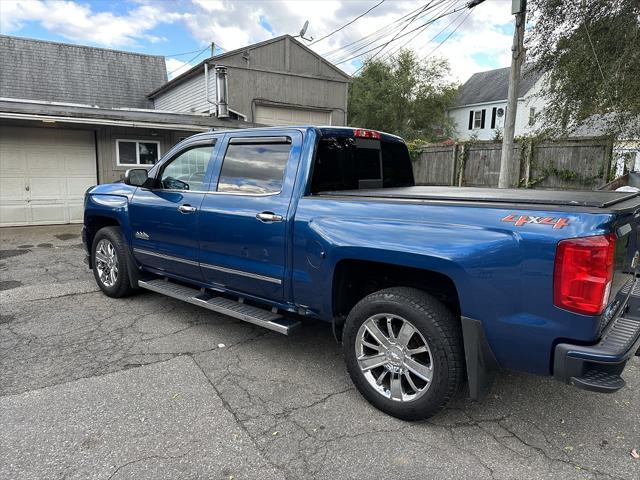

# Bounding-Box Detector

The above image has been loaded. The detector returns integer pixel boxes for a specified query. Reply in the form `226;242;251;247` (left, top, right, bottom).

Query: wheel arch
331;259;462;336
85;215;121;261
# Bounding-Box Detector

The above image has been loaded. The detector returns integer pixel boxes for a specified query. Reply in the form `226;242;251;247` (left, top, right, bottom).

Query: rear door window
217;137;292;195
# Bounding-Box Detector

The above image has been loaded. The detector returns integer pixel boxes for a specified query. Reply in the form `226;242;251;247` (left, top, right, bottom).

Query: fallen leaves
631;448;639;460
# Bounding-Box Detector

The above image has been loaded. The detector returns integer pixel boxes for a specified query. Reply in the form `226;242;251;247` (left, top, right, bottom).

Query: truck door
198;130;302;301
129;139;217;281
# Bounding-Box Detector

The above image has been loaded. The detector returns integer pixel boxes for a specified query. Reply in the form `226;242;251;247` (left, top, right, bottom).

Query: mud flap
125;245;143;289
461;316;500;400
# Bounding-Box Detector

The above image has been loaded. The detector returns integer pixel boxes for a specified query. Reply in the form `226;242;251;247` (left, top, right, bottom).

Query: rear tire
91;226;134;298
343;287;465;420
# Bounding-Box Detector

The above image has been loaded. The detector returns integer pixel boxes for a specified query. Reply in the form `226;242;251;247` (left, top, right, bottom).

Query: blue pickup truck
83;126;640;419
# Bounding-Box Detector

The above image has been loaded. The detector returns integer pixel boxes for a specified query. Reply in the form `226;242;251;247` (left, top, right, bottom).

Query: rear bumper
553;281;640;393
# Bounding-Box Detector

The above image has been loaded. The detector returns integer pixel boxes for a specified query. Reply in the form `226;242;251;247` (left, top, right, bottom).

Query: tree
527;0;640;138
347;50;458;141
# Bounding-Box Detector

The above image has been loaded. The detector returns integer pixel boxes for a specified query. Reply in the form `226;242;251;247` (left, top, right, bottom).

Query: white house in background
448;66;545;141
448;65;640;177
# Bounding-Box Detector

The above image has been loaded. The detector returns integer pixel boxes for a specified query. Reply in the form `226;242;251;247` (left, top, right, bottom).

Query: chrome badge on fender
135;231;150;240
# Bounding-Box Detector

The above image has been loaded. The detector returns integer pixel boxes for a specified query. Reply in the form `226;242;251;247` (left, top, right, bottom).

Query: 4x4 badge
502;214;570;229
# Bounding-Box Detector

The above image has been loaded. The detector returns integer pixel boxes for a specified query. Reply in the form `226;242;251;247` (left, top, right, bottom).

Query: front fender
84;183;137;245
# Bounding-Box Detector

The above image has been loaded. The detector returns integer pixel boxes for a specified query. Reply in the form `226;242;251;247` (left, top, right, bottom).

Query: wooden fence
411;138;613;190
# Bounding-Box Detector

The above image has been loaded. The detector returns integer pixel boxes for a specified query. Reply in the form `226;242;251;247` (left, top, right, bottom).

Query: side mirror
124;168;149;187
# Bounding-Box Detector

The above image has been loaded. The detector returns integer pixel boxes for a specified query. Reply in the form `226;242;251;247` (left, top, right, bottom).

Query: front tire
343;287;465;420
91;226;134;298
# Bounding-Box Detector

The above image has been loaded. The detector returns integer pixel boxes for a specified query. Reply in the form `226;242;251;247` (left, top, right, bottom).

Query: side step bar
138;278;300;335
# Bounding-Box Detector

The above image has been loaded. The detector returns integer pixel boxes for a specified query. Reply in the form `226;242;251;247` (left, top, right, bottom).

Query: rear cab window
309;131;414;193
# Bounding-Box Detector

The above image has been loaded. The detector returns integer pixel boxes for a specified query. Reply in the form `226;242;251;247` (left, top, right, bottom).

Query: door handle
256;212;283;223
178;204;197;213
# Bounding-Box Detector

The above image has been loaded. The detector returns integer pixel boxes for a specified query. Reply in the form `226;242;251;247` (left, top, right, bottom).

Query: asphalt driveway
1;225;638;479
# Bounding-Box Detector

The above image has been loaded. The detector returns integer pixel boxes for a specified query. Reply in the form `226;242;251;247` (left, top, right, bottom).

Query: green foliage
405;139;431;161
526;166;600;188
347;50;458;141
527;0;640;139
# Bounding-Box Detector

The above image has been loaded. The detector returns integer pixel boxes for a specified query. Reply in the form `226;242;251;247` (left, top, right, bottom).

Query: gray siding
154;73;216;114
0;35;167;109
225;66;347;124
150;36;349;124
95;126;194;183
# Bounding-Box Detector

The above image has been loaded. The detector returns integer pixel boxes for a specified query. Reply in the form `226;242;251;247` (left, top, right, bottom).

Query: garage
0;125;97;227
254;105;332;126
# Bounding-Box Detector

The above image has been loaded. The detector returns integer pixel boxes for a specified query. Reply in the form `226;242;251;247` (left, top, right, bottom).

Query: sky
0;0;516;83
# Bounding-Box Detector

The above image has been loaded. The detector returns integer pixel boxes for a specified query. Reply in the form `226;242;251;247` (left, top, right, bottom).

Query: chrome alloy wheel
355;313;434;402
94;238;119;288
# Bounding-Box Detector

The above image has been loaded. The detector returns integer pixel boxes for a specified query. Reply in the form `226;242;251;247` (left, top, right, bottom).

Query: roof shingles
0;35;167;109
454;66;543;107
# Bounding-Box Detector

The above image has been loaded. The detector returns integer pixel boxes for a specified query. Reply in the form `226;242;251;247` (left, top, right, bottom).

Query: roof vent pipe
215;66;229;118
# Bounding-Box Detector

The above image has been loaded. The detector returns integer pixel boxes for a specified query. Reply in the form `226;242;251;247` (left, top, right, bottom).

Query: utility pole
498;0;527;188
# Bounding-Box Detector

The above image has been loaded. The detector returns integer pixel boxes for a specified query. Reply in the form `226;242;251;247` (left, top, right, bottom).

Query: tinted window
381;141;414;188
160;145;214;191
310;136;414;193
217;141;290;194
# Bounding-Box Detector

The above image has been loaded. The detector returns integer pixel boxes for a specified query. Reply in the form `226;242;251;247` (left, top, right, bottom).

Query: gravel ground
1;225;638;480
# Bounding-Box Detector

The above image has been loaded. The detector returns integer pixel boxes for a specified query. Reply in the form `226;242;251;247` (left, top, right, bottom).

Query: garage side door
0;126;97;227
254;105;331;126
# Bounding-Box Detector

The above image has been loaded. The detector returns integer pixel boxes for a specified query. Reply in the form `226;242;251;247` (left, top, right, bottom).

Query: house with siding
0;35;249;227
448;66;545;141
148;35;351;126
448;66;639;177
0;34;350;227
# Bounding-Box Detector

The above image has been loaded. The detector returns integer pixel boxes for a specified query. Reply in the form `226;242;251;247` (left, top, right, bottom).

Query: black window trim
229;136;292;145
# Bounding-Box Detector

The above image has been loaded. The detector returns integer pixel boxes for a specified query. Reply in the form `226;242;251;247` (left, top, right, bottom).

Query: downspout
204;62;216;115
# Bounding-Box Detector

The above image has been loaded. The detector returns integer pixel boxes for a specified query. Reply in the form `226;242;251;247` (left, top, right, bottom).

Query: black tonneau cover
319;186;639;210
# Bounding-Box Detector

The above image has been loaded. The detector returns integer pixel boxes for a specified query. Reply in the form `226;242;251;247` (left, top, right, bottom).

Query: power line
384;0;459;59
166;45;210;76
320;2;433;58
328;0;444;64
337;1;467;66
583;21;626;135
163;46;208;58
350;1;437;71
309;0;386;46
419;8;472;60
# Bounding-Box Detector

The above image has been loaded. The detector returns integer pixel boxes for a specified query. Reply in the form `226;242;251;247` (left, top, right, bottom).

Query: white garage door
0;126;97;227
255;105;332;126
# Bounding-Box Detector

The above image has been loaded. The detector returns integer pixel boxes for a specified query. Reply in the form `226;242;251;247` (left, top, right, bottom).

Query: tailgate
608;204;640;320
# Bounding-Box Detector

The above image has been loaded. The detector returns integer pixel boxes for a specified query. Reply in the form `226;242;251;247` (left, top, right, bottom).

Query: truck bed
317;186;640;211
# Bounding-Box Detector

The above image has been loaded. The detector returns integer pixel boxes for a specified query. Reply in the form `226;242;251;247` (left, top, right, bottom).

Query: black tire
343;287;465;420
91;226;135;298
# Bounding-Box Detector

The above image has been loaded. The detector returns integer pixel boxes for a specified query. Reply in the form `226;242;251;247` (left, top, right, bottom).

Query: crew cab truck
83;126;640;420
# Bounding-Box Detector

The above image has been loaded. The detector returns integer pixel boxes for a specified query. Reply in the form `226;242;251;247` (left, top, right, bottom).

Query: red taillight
354;128;381;139
553;234;616;315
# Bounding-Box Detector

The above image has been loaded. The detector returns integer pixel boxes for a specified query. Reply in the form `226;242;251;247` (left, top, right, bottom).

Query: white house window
116;140;161;166
473;110;483;129
528;107;536;127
